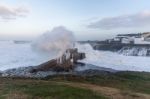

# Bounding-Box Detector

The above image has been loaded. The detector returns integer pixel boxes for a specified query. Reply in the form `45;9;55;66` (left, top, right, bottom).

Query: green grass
0;71;150;99
0;78;107;99
45;71;150;94
79;71;150;94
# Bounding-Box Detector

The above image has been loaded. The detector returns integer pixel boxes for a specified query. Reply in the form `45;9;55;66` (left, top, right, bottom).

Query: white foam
32;26;75;59
0;41;50;70
76;43;150;72
0;40;150;72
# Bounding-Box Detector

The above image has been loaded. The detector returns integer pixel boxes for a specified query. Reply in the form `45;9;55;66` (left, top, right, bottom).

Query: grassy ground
0;71;150;99
85;71;150;94
0;78;107;99
44;71;150;94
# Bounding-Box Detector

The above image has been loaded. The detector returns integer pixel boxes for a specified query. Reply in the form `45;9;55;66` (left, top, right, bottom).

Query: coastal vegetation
0;71;150;99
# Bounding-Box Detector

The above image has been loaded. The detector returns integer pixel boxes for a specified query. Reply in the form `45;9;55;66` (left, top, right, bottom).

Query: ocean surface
0;40;150;72
0;41;50;71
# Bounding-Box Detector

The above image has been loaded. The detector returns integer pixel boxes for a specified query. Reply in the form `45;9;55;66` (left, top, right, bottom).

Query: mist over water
0;26;150;72
75;43;150;72
32;26;75;59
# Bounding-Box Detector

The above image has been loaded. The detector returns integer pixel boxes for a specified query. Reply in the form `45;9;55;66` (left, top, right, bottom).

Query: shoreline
1;63;149;78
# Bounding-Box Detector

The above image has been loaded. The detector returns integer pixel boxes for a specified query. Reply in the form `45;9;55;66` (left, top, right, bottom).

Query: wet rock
30;48;86;72
0;63;117;78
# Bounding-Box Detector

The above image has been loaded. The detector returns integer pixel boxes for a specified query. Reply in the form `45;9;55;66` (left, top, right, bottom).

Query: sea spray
32;26;75;60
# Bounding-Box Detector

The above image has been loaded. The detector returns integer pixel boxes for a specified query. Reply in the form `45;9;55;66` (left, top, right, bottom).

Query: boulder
30;48;86;72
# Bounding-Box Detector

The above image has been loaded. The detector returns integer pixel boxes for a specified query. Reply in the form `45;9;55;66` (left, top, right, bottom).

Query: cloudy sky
1;0;150;40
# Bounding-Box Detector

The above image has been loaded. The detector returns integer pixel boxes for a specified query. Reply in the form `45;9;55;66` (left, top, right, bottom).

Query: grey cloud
0;4;29;20
88;11;150;29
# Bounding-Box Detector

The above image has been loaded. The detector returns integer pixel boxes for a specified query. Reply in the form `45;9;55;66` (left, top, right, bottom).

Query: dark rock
74;69;113;76
1;63;118;78
30;48;86;73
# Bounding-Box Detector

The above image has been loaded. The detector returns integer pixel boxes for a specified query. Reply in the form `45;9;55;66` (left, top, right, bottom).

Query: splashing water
32;26;75;59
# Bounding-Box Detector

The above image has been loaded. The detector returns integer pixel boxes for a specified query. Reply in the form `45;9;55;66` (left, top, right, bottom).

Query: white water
118;47;150;56
0;41;50;71
0;41;150;72
32;26;75;59
76;43;150;72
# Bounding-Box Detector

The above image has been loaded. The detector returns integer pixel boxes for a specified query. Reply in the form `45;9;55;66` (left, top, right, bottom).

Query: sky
1;0;150;40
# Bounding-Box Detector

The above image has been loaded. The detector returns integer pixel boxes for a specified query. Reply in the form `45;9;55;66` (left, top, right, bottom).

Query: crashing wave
118;46;150;56
32;26;75;59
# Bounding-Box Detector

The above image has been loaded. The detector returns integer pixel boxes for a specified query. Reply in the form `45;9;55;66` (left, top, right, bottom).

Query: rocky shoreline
0;48;118;78
0;63;117;78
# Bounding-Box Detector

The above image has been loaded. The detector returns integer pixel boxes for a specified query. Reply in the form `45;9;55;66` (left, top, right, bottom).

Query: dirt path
5;79;150;99
56;81;150;99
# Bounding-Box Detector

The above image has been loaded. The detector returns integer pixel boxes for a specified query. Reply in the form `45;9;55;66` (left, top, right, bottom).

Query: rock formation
31;48;85;72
